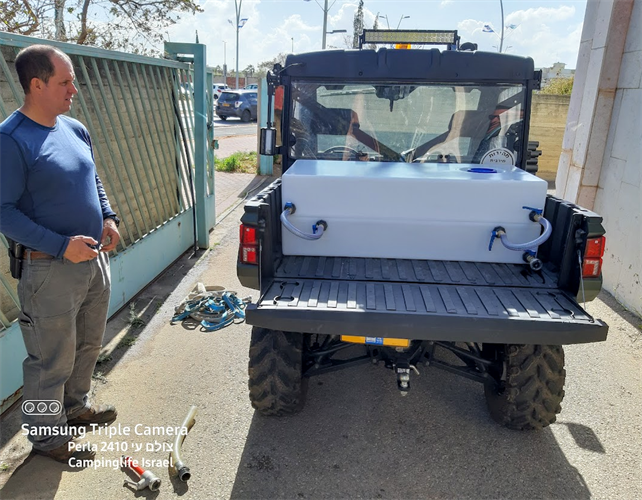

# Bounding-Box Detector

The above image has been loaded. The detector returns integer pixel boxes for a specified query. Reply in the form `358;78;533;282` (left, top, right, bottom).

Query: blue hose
498;215;552;251
281;204;326;240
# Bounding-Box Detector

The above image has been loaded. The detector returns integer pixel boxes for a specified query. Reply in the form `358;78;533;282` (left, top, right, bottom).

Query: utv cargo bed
245;256;607;345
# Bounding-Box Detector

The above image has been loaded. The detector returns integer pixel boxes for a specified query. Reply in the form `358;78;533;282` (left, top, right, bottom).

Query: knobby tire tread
485;344;565;430
248;327;306;416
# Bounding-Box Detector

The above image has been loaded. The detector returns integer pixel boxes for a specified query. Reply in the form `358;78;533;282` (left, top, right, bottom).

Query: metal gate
0;33;216;412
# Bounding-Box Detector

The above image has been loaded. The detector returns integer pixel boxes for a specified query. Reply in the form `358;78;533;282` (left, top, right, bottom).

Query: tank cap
468;167;497;174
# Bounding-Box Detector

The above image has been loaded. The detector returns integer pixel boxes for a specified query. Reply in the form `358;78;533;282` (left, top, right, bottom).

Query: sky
164;0;588;71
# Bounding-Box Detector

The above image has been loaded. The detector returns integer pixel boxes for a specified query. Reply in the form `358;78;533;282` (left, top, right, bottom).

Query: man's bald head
15;45;73;95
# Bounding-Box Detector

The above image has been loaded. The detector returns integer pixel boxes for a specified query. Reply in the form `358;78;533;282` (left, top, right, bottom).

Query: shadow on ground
229;349;592;500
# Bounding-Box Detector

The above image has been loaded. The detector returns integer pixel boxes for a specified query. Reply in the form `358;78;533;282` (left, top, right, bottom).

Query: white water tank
281;160;548;263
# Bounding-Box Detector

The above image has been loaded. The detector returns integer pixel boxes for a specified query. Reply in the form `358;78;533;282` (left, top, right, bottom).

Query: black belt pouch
7;237;24;279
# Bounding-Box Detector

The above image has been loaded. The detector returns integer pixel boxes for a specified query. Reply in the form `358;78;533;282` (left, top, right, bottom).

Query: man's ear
30;77;43;93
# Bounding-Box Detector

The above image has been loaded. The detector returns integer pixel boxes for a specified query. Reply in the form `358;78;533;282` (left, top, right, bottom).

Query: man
0;45;121;463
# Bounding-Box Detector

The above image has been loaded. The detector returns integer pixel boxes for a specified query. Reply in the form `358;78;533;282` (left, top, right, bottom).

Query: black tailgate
247;257;607;345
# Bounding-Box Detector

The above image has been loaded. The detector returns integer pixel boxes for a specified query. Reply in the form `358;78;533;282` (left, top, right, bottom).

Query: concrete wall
556;0;640;316
593;0;642;316
530;94;571;182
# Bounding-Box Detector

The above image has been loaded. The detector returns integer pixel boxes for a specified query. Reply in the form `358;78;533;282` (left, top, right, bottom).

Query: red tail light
585;236;605;258
582;236;606;278
239;224;258;265
240;225;257;245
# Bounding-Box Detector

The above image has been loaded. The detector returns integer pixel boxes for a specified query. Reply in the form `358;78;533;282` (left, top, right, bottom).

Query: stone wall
529;94;571;182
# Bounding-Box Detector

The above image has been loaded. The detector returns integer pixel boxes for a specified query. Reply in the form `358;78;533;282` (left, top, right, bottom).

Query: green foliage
256;53;288;77
215;151;258;174
128;302;146;329
0;0;47;36
118;335;138;348
540;77;574;95
1;0;203;55
96;353;113;364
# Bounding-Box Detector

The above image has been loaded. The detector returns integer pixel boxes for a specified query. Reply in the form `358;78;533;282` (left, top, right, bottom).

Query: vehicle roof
221;89;256;94
282;48;538;84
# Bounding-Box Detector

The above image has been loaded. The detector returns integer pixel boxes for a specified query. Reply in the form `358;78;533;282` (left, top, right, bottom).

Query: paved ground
0;135;640;499
215;134;257;161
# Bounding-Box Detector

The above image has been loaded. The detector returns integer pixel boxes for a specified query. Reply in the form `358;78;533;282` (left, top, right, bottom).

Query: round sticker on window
480;148;515;166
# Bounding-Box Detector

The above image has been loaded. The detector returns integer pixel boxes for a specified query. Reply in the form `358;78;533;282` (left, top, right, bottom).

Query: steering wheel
413;152;458;164
321;146;363;159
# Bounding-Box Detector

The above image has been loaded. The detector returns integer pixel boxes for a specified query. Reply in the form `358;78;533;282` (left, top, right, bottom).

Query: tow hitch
395;361;420;395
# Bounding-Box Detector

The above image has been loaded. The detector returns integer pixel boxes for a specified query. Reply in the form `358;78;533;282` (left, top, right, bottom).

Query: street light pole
396;15;410;29
378;14;390;29
499;0;505;53
321;0;329;49
305;0;336;50
222;40;227;84
235;0;243;89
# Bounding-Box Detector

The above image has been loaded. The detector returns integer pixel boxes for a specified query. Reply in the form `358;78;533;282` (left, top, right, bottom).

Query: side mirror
260;127;277;156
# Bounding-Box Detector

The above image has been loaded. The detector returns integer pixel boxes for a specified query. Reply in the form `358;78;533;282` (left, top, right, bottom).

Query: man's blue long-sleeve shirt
0;111;115;258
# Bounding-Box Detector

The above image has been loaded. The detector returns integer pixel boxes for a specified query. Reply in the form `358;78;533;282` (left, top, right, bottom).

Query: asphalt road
1;204;640;500
212;212;641;500
213;119;257;138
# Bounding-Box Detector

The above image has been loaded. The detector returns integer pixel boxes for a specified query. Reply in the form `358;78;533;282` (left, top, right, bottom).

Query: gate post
164;42;212;248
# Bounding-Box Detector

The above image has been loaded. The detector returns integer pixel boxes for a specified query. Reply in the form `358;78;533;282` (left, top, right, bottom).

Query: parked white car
213;83;230;99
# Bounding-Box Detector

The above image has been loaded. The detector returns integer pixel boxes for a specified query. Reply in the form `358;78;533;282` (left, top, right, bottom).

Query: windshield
219;92;240;102
287;82;526;165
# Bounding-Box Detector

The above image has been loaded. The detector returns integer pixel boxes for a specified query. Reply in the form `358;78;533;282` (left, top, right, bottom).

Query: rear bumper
216;106;243;118
246;279;608;345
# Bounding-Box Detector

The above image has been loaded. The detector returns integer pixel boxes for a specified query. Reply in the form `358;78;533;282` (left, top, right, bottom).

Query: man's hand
63;236;99;263
101;218;120;252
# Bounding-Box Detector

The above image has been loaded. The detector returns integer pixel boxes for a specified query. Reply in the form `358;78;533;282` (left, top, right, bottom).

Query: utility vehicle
237;30;607;430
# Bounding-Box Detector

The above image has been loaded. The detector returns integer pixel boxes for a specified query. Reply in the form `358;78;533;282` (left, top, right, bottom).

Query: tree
256;53;287;77
1;0;203;55
352;0;364;49
1;0;48;36
368;13;379;50
539;77;574;95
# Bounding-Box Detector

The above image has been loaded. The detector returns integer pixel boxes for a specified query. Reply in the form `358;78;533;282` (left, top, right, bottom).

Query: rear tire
248;327;307;416
484;344;565;430
218;115;227;121
241;109;251;122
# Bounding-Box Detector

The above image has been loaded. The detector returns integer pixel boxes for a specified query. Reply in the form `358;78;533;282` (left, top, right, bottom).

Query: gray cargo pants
17;252;111;451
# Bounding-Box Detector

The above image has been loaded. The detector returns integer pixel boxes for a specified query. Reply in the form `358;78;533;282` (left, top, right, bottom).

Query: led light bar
361;29;459;48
